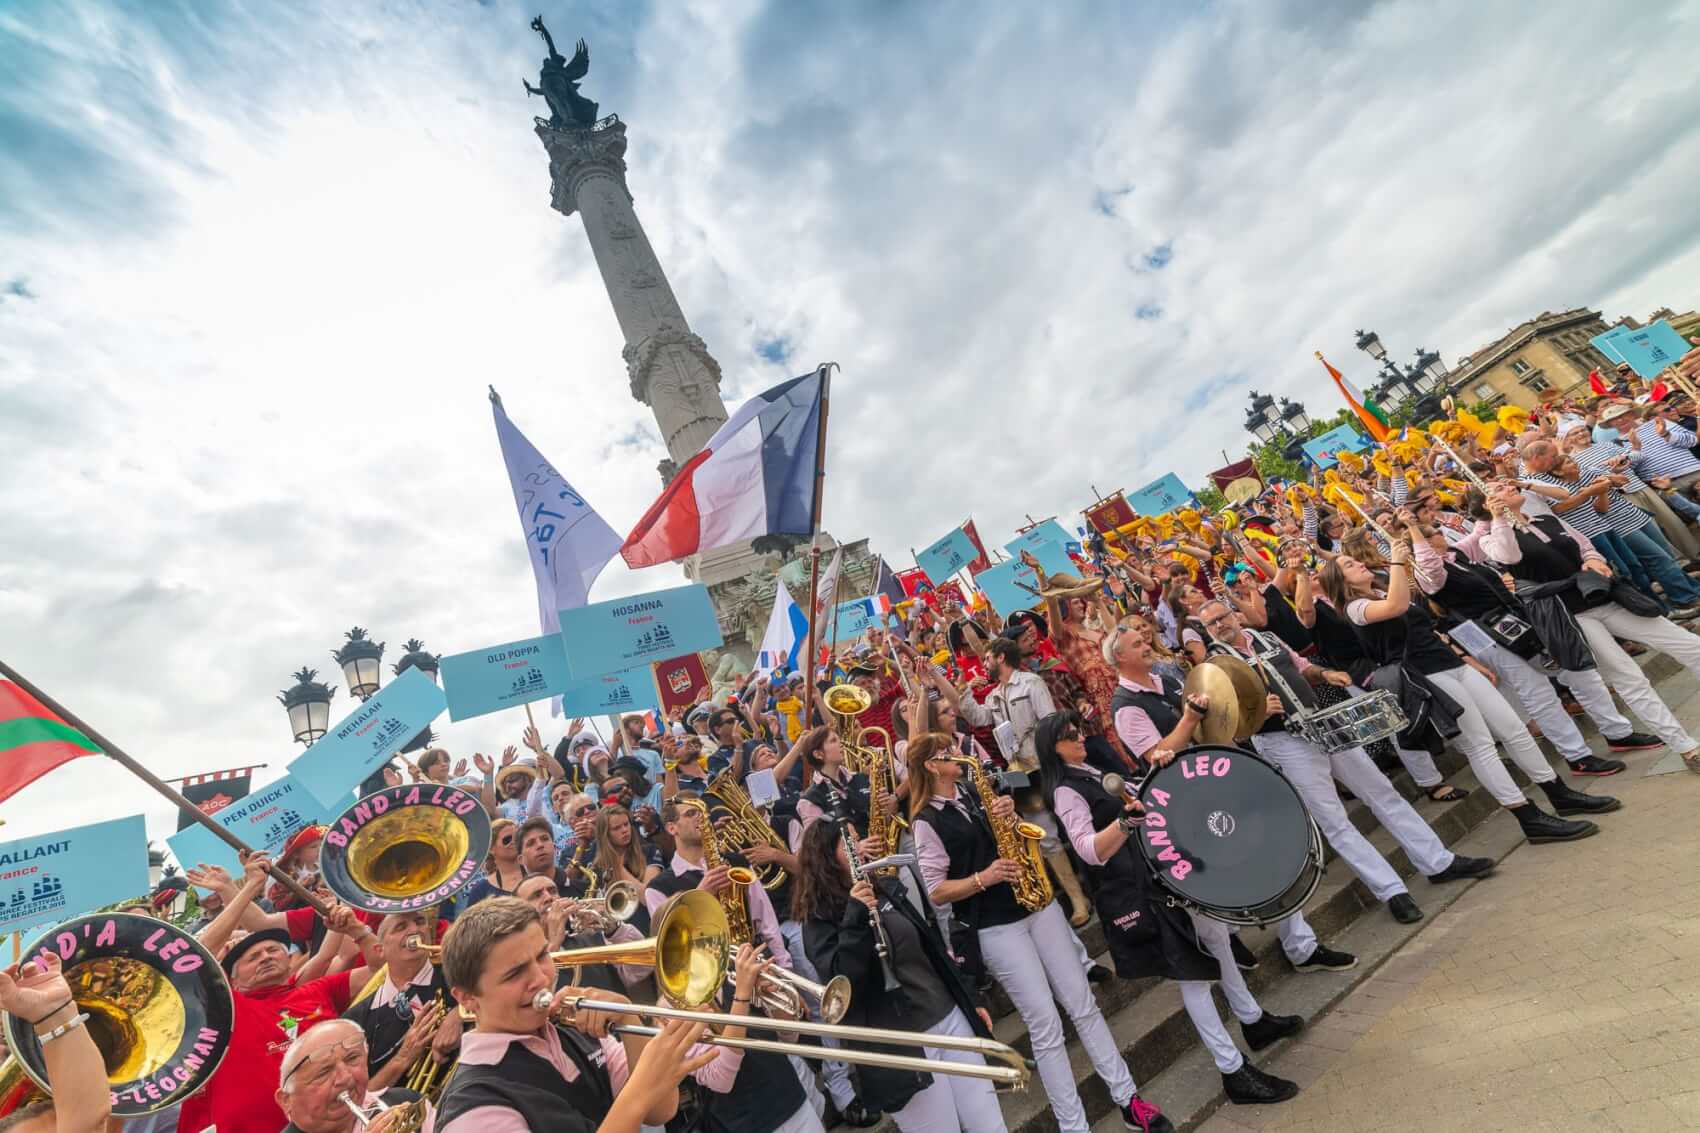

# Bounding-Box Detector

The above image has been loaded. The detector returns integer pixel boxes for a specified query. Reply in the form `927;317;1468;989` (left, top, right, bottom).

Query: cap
221;927;292;975
1599;403;1635;423
278;824;325;866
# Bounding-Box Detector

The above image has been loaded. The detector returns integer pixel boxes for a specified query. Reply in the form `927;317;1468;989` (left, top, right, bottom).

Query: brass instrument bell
320;785;493;914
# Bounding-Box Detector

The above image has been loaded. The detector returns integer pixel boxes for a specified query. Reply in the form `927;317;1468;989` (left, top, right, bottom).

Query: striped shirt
1570;442;1648;492
1521;470;1612;537
1633;420;1700;479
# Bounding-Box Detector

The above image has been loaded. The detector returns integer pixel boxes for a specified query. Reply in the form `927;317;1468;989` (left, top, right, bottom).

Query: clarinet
838;817;902;993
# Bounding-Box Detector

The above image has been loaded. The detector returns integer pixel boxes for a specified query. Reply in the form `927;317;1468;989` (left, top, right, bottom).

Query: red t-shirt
175;969;353;1133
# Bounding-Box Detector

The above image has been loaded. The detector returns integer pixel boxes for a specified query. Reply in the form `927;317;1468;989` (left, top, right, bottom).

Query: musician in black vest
1474;482;1700;776
435;896;714;1133
906;732;1167;1133
1198;599;1494;926
1318;532;1616;842
794;819;1006;1133
515;873;653;1001
341;908;460;1093
792;725;873;841
276;1018;430;1133
643;794;792;966
1036;713;1301;1108
1415;520;1653;775
1103;620;1359;973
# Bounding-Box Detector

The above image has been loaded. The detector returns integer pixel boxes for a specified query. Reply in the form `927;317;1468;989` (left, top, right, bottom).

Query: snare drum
1295;688;1407;754
1134;746;1323;926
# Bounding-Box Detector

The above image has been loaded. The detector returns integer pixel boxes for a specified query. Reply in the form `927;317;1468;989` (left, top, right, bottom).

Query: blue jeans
1664;489;1700;523
1590;530;1664;609
1622;522;1700;604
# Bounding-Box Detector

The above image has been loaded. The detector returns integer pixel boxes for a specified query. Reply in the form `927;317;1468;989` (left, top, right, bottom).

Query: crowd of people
10;358;1700;1133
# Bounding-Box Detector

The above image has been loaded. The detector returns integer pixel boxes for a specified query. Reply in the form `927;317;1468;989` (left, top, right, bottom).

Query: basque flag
620;369;827;568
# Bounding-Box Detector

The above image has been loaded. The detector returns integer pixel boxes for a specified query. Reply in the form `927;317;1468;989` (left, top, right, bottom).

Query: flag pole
0;658;332;916
800;364;835;740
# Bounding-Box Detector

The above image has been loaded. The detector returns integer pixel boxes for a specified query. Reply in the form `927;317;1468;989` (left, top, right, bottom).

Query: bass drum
1133;746;1324;926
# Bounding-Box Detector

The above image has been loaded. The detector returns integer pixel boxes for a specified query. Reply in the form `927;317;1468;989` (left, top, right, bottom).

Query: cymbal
1181;661;1241;745
1209;653;1270;738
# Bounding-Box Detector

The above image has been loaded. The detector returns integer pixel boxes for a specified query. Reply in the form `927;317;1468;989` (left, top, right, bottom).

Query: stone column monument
527;21;728;483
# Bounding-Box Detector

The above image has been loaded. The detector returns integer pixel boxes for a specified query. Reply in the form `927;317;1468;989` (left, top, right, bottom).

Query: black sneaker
1427;854;1495;883
1388;893;1424;924
1222;1061;1299;1104
1570;754;1628;775
1606;732;1663;753
1229;934;1259;971
1291;944;1358;973
1537;778;1623;815
830;1100;882;1129
1512;804;1599;843
1241;1010;1303;1051
1087;963;1113;985
1119;1095;1175;1133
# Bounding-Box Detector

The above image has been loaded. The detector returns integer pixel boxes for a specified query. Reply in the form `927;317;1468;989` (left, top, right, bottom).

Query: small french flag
620;369;828;568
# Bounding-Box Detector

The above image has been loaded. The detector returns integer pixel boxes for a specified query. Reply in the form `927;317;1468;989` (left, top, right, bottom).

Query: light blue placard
559;666;658;716
558;583;723;679
916;527;977;584
1590;327;1631;365
288;667;447;809
1018;539;1078;580
1126;473;1193;517
833;597;880;641
1301;423;1371;470
441;632;575;722
1606;321;1691;379
165;773;339;884
1005;519;1075;558
975;558;1045;619
0;816;150;935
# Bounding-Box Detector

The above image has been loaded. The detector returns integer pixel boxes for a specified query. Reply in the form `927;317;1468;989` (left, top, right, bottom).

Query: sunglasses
1058;728;1082;743
498;834;515;846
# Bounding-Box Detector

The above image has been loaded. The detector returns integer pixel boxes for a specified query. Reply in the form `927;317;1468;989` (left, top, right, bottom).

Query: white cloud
2;0;1697;848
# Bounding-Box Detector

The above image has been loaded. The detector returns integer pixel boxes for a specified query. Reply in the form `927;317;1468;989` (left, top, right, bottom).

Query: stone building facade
1444;307;1618;410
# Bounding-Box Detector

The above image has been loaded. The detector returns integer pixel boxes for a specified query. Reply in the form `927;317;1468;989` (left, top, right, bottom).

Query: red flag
1084;492;1137;535
652;653;710;716
0;678;101;804
961;520;992;575
1589;369;1609;397
895;567;933;598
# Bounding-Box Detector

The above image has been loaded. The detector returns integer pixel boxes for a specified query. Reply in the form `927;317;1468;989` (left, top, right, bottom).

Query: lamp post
1244;390;1282;444
393;639;440;754
279;667;335;745
1357;329;1452;420
332;627;385;701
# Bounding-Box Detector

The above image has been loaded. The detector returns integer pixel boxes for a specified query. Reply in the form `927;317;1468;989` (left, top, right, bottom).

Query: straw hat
1039;571;1104;601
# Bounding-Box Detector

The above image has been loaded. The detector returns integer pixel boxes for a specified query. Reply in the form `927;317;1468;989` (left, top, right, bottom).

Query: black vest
1310;600;1370;672
1109;674;1184;760
1430;558;1515;622
802;770;870;832
1213;635;1317;734
1349;594;1462;675
1498;516;1592;612
1261;583;1315;655
342;967;452;1074
911;790;1027;931
1059;766;1142;885
435;1026;612;1133
698;1039;807;1133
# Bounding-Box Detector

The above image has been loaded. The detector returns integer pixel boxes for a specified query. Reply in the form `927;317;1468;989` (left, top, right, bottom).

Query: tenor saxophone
686;798;754;947
955;756;1052;913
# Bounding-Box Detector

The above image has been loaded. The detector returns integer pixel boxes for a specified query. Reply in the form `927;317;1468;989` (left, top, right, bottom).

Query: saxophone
686;798;753;947
955;756;1052;913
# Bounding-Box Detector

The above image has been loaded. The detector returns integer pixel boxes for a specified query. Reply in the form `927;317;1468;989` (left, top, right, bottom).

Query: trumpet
568;878;641;933
339;1089;429;1132
529;989;1028;1091
727;945;854;1024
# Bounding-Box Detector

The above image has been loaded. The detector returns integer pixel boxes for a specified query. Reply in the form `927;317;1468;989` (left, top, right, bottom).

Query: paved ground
1197;753;1700;1132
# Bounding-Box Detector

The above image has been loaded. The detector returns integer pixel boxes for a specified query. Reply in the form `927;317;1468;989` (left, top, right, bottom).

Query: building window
1521;373;1551;392
1509;358;1531;375
1475;383;1496;400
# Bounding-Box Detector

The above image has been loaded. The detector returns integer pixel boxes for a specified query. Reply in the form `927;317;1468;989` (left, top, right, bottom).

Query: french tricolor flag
620;368;828;568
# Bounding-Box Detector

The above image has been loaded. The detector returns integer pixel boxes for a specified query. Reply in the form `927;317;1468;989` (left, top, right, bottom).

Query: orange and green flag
1316;351;1392;443
0;677;101;803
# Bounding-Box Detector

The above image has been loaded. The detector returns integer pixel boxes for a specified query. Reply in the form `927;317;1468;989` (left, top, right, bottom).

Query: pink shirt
369;961;436;1010
1479;514;1606;568
911;790;974;903
437;1027;627;1133
644;853;791;967
1053;766;1109;867
1112;674;1166;758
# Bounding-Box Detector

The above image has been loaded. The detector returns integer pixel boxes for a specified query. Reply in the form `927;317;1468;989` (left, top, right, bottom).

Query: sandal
1427;784;1470;803
1683;749;1700;776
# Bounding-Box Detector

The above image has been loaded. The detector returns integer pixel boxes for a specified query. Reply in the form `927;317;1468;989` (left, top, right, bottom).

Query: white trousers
890;1007;1008;1133
773;1093;828;1133
1185;913;1275;1073
1554;666;1636;742
1479;643;1595;764
980;903;1134;1133
1576;604;1700;751
1425;666;1556;807
1250;731;1448;899
781;919;855;1110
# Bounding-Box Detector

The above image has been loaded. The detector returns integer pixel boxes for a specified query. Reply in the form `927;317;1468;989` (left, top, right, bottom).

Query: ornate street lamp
1355;328;1387;363
279;667;335;745
332;627;385;701
394;638;440;683
1413;347;1447;391
1245;390;1282;443
1279;398;1311;434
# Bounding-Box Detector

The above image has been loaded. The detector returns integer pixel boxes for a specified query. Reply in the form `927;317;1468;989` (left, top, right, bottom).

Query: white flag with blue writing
491;389;622;635
756;580;809;676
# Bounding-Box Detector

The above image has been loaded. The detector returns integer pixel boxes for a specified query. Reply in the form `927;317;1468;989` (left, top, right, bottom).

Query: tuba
822;683;873;766
320;785;493;914
822;683;904;855
704;769;788;891
0;913;234;1118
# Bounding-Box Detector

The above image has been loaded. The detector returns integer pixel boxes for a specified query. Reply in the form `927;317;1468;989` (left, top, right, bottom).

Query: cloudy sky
3;0;1698;848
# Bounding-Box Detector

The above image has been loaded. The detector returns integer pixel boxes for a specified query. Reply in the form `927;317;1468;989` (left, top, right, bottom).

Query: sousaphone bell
320;785;493;914
0;913;235;1118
